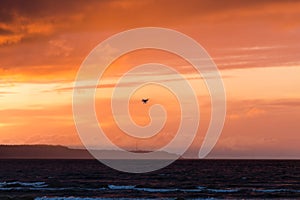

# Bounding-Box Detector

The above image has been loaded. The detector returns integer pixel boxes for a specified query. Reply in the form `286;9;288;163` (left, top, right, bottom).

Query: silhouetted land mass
0;145;93;159
0;145;178;159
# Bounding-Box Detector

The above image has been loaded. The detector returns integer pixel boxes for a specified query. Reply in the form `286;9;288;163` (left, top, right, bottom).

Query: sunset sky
0;0;300;158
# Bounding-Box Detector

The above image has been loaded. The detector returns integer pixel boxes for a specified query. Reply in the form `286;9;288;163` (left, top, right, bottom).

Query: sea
0;159;299;199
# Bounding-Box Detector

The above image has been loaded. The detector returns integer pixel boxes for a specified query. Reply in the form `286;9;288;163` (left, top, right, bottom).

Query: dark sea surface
0;159;299;199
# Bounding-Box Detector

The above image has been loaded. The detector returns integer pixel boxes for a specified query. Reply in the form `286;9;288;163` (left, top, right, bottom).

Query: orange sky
0;0;300;158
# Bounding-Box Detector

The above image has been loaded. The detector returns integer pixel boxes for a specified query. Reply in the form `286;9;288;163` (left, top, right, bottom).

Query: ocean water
0;159;299;199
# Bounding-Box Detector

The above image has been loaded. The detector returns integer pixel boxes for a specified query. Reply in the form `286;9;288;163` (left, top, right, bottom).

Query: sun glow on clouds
0;83;72;109
0;0;300;158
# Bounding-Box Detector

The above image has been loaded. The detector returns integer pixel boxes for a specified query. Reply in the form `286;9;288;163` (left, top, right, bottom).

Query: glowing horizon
0;0;300;158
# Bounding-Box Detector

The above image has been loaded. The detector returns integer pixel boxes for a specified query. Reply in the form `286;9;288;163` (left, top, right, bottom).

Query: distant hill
0;145;179;159
0;145;93;159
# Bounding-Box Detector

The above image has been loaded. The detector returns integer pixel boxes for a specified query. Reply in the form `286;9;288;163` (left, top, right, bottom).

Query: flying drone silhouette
142;98;149;104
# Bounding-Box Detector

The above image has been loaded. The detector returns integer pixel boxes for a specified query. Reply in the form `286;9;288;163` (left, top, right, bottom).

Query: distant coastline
0;145;93;159
0;145;179;160
1;145;299;160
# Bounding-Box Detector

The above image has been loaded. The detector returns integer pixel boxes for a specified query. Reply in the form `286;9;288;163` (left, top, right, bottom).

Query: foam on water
207;189;240;193
135;187;178;192
35;198;216;200
0;181;47;187
254;189;300;193
107;185;207;193
3;181;300;195
0;186;107;192
108;185;136;190
35;198;175;200
1;159;299;199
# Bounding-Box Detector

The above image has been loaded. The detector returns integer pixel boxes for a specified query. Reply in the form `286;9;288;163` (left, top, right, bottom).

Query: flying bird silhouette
142;98;149;104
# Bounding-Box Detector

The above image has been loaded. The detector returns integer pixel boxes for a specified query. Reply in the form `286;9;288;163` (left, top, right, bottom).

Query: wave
106;185;242;193
3;182;300;195
0;186;107;192
206;188;240;193
107;184;207;193
105;185;300;194
253;188;300;193
0;181;47;188
35;198;172;200
107;185;135;190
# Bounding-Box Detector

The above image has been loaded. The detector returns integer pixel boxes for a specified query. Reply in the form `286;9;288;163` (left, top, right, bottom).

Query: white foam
0;187;70;191
0;181;47;187
108;185;206;193
35;197;171;200
207;188;239;193
108;185;136;190
254;188;300;193
135;187;178;192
